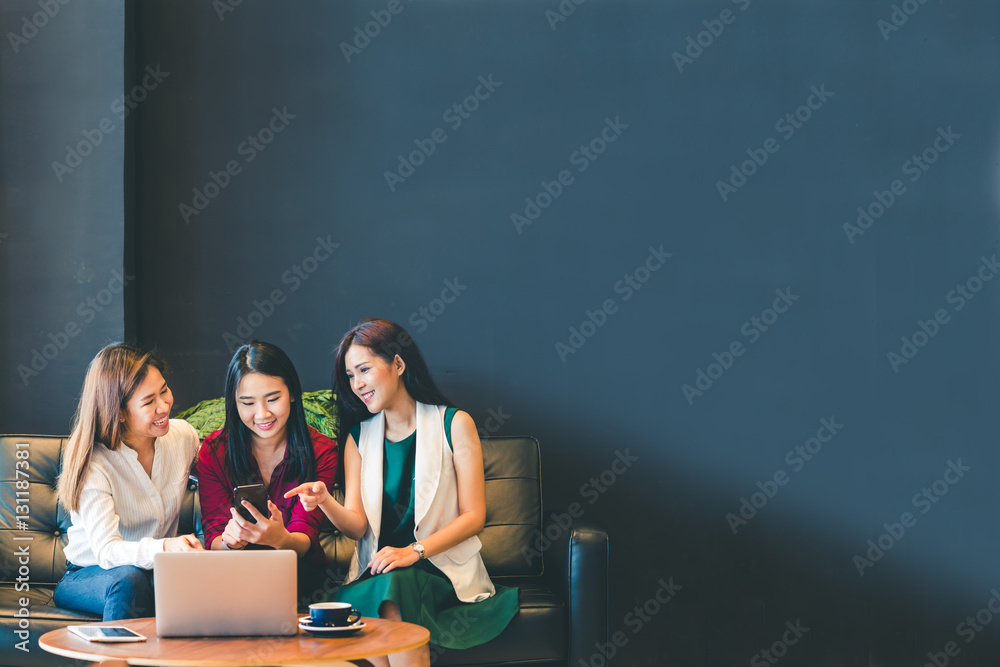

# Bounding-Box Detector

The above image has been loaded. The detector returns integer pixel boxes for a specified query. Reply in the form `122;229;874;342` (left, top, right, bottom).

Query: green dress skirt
326;411;518;649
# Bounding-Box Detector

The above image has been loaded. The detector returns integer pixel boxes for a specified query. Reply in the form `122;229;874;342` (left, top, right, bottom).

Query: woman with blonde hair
54;343;203;621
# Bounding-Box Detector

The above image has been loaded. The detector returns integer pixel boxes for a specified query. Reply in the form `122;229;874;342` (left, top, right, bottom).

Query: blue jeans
53;562;154;621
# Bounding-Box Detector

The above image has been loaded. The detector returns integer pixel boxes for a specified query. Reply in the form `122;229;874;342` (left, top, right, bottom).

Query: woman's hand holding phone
220;520;248;550
233;483;268;523
228;499;288;548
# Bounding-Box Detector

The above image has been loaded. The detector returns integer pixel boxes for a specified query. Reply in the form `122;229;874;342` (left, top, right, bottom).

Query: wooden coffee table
39;616;429;666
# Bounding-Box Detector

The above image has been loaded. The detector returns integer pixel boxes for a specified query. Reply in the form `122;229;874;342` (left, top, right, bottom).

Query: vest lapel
359;412;385;541
413;402;444;529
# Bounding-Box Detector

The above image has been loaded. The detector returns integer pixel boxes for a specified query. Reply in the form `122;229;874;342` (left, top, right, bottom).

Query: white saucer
298;617;366;636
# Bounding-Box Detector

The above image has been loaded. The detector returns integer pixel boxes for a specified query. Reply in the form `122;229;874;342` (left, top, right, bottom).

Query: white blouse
63;419;200;570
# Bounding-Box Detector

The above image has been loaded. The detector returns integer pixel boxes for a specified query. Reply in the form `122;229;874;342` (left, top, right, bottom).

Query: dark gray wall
0;0;125;434
130;2;1000;664
5;0;1000;664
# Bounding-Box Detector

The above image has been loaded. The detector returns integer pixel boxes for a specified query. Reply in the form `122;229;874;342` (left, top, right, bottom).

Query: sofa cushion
0;436;73;586
479;437;543;578
0;583;99;667
0;583;96;623
432;582;566;666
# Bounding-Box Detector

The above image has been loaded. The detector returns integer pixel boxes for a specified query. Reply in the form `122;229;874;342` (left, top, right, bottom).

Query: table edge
39;619;430;666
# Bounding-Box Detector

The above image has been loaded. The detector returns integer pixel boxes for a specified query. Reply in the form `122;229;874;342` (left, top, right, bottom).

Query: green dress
327;408;519;649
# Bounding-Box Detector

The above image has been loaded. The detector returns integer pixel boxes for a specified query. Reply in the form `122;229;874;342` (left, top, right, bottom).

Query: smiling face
122;366;173;448
344;345;406;414
235;372;292;446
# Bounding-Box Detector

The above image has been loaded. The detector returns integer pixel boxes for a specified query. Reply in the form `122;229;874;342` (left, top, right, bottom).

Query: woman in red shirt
197;340;338;604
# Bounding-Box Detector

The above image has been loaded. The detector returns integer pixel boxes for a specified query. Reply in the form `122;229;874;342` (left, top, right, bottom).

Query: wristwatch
410;542;426;559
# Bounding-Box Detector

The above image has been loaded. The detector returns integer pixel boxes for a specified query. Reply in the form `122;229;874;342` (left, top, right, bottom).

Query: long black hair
332;318;453;436
223;341;315;487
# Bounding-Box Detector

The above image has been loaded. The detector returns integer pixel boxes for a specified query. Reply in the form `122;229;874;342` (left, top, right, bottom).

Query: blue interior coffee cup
308;602;361;627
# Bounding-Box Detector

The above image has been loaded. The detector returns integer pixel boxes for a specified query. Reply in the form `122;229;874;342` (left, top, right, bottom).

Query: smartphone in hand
233;483;268;524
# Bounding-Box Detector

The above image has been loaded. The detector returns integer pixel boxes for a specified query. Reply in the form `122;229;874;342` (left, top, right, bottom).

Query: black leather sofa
0;434;608;667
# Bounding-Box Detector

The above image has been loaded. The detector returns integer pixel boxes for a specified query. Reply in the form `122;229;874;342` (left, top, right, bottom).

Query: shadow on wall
521;413;1000;667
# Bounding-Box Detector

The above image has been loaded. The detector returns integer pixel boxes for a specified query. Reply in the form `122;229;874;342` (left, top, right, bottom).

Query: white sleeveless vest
347;402;495;603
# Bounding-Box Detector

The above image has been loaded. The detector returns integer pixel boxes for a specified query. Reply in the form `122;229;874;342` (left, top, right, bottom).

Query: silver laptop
154;551;298;637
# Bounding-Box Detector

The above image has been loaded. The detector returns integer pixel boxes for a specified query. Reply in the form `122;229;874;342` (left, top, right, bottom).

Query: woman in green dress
285;318;517;667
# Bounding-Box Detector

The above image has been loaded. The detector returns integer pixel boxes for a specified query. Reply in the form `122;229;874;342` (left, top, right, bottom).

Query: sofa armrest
542;518;609;666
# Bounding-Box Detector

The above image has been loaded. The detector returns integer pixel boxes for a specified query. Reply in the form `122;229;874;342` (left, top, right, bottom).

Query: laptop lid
154;551;298;637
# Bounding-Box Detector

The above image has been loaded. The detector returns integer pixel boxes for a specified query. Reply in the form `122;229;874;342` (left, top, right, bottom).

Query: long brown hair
57;343;168;512
331;318;452;437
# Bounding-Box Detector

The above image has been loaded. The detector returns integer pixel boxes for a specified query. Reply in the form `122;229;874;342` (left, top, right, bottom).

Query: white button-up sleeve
73;466;166;570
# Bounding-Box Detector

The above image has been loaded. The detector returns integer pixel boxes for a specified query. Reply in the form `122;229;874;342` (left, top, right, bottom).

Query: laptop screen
153;551;298;637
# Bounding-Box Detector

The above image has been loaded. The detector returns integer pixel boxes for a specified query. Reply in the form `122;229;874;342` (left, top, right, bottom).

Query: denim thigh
53;562;154;621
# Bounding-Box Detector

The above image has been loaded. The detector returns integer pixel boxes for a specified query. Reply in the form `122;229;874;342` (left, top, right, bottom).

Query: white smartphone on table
68;625;147;642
